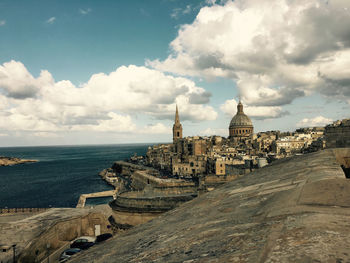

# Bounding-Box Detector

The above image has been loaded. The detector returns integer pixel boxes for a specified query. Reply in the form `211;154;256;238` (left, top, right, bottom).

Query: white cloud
74;112;137;133
140;123;172;134
79;8;91;15
0;20;6;26
220;98;288;119
171;5;193;19
296;116;333;128
149;0;350;106
46;17;56;24
0;60;51;99
0;61;217;135
205;0;217;5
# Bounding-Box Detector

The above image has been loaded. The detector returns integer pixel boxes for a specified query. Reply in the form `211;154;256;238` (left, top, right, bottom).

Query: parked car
59;248;81;262
95;233;113;243
70;236;95;250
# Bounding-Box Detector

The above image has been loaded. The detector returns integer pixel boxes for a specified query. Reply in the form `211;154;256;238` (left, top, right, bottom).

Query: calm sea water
0;144;150;208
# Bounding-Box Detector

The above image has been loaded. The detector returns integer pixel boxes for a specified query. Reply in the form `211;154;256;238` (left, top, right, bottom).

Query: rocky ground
70;148;350;263
0;156;37;166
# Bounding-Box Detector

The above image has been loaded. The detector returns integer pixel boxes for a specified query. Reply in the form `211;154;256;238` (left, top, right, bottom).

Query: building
173;105;183;143
229;101;254;139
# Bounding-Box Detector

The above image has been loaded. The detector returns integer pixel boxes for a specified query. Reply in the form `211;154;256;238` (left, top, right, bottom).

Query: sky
0;0;349;147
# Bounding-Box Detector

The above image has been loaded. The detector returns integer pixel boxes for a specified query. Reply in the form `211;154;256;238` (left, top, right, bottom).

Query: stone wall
325;119;350;148
17;212;110;263
110;192;196;226
112;161;152;176
131;170;196;191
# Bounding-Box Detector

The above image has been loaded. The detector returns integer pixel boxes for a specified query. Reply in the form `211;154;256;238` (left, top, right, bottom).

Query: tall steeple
173;104;183;143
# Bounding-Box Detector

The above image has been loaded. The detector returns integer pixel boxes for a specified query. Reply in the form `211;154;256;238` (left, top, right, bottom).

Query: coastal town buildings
146;104;327;181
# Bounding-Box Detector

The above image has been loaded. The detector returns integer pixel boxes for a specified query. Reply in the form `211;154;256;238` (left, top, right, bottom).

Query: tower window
177;132;180;136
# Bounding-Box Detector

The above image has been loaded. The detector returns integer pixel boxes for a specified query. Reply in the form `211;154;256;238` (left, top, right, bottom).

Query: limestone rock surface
0;156;37;166
71;149;350;263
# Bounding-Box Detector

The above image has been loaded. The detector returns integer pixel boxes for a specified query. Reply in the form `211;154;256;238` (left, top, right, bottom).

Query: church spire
175;104;180;124
173;104;183;143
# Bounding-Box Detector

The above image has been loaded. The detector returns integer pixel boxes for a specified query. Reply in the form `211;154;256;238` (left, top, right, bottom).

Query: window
177;132;180;136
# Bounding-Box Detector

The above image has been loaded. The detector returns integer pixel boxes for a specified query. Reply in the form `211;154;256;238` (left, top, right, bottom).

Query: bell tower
173;105;183;143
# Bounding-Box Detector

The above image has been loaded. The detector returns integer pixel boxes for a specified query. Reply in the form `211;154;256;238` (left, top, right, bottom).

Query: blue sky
0;0;197;82
0;0;349;146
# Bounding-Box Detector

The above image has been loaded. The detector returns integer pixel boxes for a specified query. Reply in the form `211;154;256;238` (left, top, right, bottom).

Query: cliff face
71;149;350;263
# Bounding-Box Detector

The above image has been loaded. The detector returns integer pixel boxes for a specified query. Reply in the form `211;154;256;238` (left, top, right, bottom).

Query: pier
76;190;117;208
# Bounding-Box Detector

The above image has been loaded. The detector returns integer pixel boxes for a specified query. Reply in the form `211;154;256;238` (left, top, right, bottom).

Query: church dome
229;101;253;128
228;101;254;139
229;113;253;128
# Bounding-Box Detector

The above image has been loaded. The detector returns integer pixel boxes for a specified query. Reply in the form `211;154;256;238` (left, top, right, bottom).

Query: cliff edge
71;148;350;263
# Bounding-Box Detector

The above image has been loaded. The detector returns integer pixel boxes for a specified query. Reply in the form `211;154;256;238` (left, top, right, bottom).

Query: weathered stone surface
71;149;350;263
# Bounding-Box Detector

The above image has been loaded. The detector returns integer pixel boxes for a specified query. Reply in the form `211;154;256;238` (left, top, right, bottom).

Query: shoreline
0;157;38;166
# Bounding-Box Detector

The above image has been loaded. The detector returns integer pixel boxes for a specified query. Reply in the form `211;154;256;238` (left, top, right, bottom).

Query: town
146;102;326;183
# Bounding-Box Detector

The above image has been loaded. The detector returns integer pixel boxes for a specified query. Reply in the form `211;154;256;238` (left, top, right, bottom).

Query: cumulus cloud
148;0;350;106
0;20;6;26
220;99;288;120
0;60;51;99
46;17;56;24
140;123;172;134
296;116;333;128
0;61;217;134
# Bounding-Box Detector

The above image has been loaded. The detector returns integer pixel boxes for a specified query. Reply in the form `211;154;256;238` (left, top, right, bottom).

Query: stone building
173;105;183;143
229;101;254;139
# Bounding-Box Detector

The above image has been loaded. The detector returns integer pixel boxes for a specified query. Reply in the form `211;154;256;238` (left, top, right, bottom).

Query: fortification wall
112;193;196;212
112;161;155;176
325;120;350;148
111;209;162;226
131;170;195;190
110;193;196;226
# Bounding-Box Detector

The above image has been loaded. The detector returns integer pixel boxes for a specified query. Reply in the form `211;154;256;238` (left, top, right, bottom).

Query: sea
0;144;151;208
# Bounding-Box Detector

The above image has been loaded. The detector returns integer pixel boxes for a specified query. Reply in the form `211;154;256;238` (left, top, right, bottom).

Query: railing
0;207;50;214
